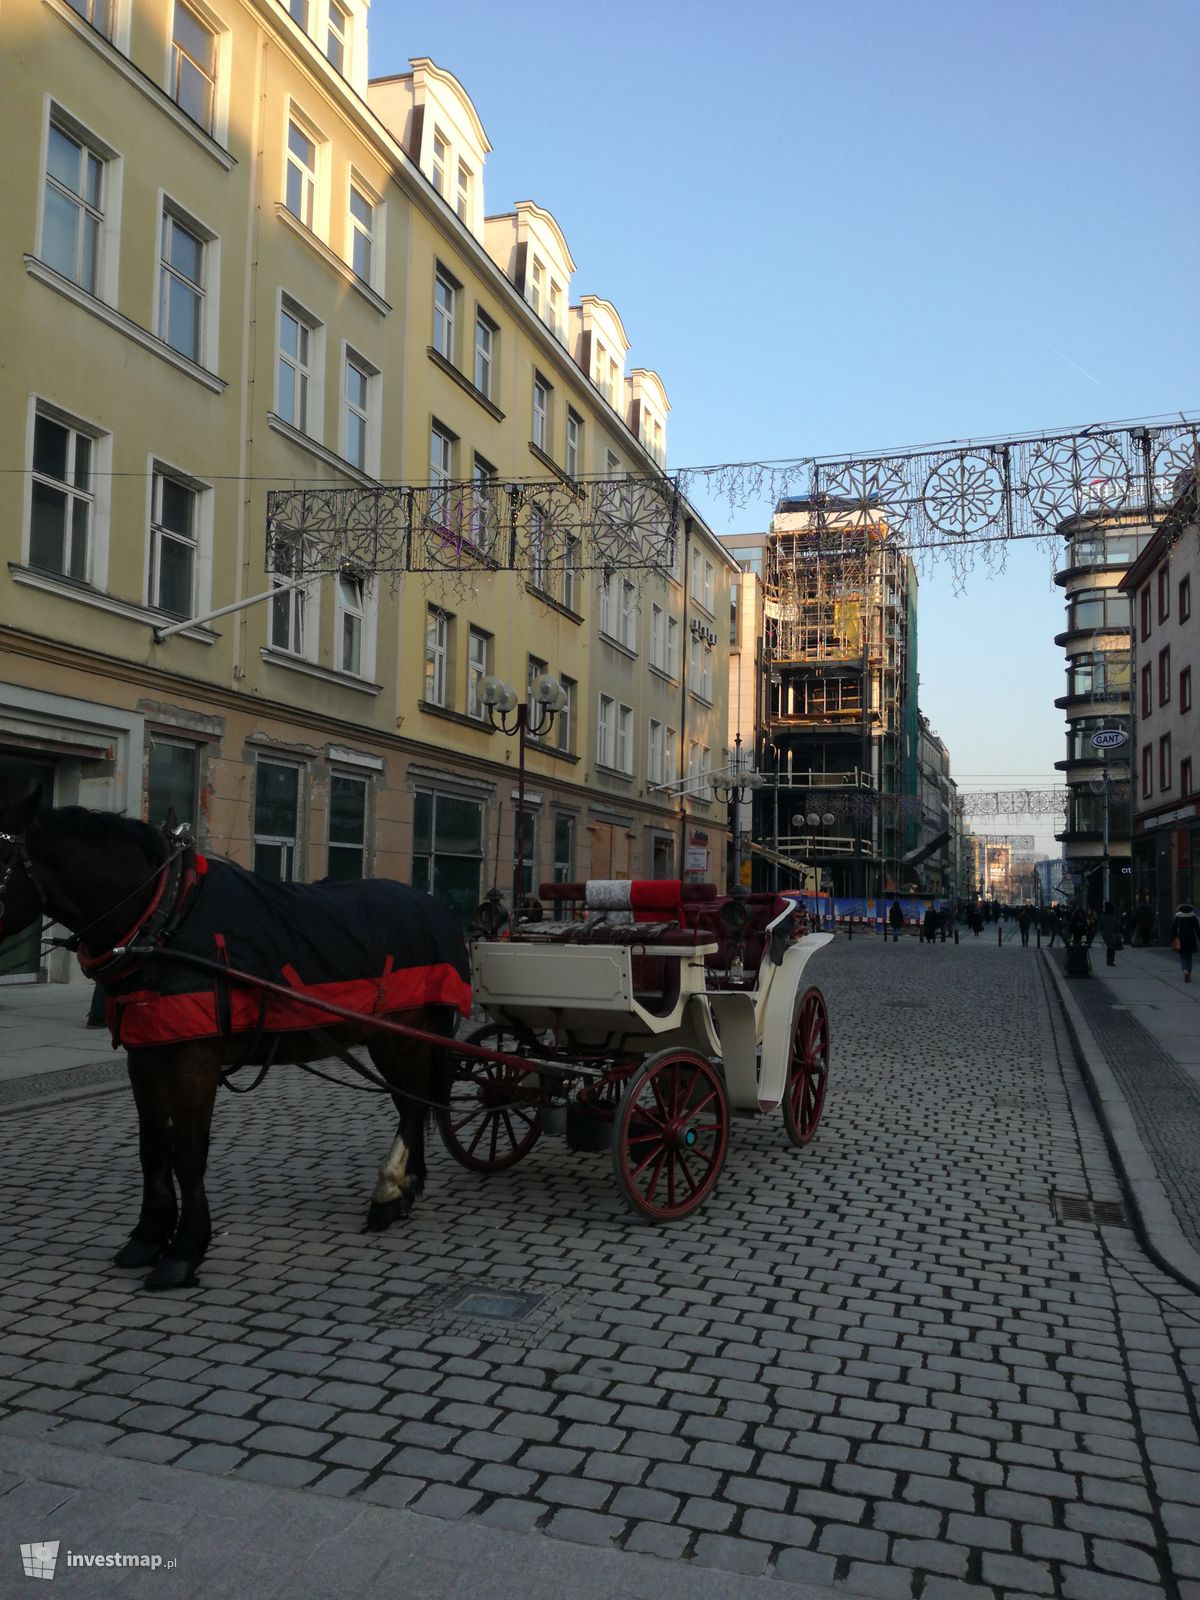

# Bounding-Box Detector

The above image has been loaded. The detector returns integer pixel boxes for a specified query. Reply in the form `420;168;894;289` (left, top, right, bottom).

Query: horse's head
0;787;46;942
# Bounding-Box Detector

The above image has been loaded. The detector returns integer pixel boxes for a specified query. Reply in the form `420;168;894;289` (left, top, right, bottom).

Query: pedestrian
1169;901;1200;983
1135;902;1153;947
923;905;939;946
1097;900;1121;968
1067;906;1088;946
971;908;983;937
86;981;107;1028
1047;907;1064;947
888;897;903;944
1018;906;1032;948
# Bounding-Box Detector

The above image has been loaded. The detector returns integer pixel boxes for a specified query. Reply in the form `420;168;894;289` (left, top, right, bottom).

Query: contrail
1039;338;1102;387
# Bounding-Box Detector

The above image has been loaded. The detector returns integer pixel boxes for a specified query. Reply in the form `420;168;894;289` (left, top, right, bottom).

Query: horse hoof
143;1257;199;1291
365;1195;412;1232
114;1238;164;1269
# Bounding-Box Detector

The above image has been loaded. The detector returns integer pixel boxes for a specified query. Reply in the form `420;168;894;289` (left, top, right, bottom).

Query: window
326;0;348;73
270;532;309;654
474;312;495;397
692;558;714;612
594;339;606;387
561;540;577;612
337;570;364;674
430;422;454;488
566;410;581;478
1141;663;1152;720
1069;589;1127;632
327;772;366;879
599;571;617;637
1067;652;1130;700
1139;586;1151;641
557;675;575;753
1182;667;1193;714
549;280;562;337
1159;646;1171;707
1182;756;1194;797
285;118;317;229
527;655;548;723
29;409;95;580
425;607;448;706
349;185;374;281
42;119;104;294
667;616;680;677
1160;734;1172;792
147;739;199;829
412;790;483;922
616;705;633;775
619;580;636;649
689;633;713;700
1142;743;1153;798
171;2;216;131
606;450;621;480
284;0;308;26
702;745;711;798
1181;576;1192;623
1158;565;1170;623
553;814;574;883
66;0;111;33
514;810;536;898
431;129;446;196
597;694;613;767
433;268;456;360
467;627;490;719
608;358;619;406
529;256;543;318
529;506;547;591
471;453;496;550
342;350;372;470
149;469;199;616
664;726;677;785
651;604;664;669
277;300;315;432
688;740;702;795
254;760;300;882
159;208;205;363
532;375;550;451
455;160;472;222
648;719;664;786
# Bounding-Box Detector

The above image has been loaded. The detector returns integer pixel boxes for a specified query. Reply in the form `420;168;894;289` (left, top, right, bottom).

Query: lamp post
480;671;567;916
712;735;765;891
792;810;837;915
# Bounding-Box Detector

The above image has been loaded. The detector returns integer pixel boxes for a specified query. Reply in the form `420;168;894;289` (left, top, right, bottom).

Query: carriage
440;878;832;1221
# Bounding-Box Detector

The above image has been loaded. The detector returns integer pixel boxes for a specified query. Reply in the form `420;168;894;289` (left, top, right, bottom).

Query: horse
0;789;471;1290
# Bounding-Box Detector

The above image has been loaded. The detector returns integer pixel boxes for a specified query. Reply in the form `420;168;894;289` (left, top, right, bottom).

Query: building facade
0;0;732;983
1052;508;1154;912
1120;472;1199;937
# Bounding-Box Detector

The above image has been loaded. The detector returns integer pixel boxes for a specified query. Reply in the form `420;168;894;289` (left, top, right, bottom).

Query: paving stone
678;1497;736;1532
773;1549;838;1586
843;1561;914;1599
740;1510;816;1547
537;1474;613;1511
691;1533;771;1575
543;1508;624;1547
817;1523;889;1561
892;1538;969;1578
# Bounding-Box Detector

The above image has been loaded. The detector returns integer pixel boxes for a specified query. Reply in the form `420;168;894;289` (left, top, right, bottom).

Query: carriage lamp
481;671;567;918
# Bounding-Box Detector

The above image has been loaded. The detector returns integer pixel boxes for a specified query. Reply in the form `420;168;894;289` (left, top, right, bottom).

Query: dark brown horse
0;789;469;1290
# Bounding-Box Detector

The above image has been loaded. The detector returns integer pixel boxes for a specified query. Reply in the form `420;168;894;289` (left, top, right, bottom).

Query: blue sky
371;0;1200;852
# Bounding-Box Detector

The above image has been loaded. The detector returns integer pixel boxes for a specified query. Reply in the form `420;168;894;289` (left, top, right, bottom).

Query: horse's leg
144;1044;222;1291
114;1054;177;1269
365;1011;448;1231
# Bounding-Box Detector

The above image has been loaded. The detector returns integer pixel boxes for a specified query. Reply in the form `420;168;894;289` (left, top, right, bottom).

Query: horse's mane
42;806;164;862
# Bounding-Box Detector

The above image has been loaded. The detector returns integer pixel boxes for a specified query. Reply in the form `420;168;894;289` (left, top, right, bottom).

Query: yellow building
0;0;733;983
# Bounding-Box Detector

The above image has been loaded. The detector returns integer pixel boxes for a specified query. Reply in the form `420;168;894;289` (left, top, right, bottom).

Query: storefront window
327;773;367;880
412;790;483;921
147;738;199;829
253;760;300;881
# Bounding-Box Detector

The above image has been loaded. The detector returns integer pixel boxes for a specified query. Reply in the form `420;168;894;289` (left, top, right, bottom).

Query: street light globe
531;672;563;706
806;812;821;828
821;813;836;828
499;685;519;713
480;675;509;708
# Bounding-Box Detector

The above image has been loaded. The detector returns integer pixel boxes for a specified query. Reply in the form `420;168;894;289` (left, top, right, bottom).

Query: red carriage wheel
783;986;829;1148
439;1023;544;1172
611;1049;730;1221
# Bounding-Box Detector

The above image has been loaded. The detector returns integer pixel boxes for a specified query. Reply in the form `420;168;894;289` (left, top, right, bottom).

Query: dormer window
284;0;308;28
456;160;472;222
431;129;447;197
529;256;544;318
548;280;561;336
326;0;348;73
594;339;606;387
608;358;618;406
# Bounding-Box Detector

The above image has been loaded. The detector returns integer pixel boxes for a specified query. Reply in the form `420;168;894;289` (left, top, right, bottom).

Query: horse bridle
0;826;46;937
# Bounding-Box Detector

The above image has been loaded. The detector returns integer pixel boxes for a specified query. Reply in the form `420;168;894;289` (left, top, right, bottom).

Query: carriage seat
683;891;806;978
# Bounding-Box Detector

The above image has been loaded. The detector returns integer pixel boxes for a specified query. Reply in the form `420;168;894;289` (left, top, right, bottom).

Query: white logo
20;1543;59;1581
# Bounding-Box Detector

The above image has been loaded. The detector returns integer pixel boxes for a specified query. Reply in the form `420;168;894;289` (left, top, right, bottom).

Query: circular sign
1090;729;1128;750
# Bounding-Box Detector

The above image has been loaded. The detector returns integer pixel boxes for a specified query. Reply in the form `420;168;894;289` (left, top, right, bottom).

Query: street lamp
792;811;837;911
711;735;765;891
481;671;567;916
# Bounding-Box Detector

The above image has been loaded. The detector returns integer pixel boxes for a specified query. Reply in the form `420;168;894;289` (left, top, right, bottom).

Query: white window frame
276;293;322;438
557;676;574;752
599;571;618;638
425;606;449;707
665;726;677;784
619;580;636;650
562;539;577;613
532;374;549;451
433;265;456;361
340;343;378;473
667;616;680;677
157;197;218;370
284;110;321;233
65;0;114;37
326;0;349;75
327;769;368;879
253;756;302;882
336;568;368;676
467;626;490;719
40;106;120;305
474;310;495;397
431;127;447;196
616;704;633;776
548;279;562;337
147;460;209;619
269;530;316;659
529;255;544;318
348;176;377;285
168;0;219;135
566;410;581;478
651;604;664;670
456;159;472;223
26;400;109;586
648;718;664;786
605;449;621;480
430;421;454;488
597;694;614;768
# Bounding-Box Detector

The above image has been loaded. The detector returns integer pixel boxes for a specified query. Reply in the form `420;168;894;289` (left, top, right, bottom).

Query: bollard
954;928;959;944
1036;928;1041;948
997;926;1003;947
848;921;852;940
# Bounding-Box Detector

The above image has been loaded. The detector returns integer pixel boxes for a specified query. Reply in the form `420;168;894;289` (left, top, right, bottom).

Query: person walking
888;898;904;944
1018;906;1032;948
1067;906;1088;946
1170;901;1200;983
923;905;939;946
1047;907;1064;947
1097;900;1121;968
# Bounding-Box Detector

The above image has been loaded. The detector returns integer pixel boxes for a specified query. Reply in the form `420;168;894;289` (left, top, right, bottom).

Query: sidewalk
0;982;125;1106
1043;940;1200;1290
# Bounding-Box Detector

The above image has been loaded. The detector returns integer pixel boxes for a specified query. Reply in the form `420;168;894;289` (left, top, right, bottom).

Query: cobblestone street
2;937;1199;1599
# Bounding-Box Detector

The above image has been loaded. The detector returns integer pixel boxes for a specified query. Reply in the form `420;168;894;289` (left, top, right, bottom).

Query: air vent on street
1053;1193;1130;1229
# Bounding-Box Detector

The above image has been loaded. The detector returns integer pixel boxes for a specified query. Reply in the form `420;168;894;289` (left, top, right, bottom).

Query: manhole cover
444;1287;545;1323
1053;1193;1130;1229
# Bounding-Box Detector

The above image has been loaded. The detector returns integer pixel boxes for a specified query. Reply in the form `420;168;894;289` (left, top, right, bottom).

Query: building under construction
752;497;919;898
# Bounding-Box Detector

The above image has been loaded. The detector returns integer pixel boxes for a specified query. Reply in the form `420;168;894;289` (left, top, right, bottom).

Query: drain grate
381;1276;567;1346
443;1286;546;1323
1053;1192;1130;1229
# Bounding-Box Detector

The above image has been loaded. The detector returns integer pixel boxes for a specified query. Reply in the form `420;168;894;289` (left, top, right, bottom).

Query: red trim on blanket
107;961;472;1047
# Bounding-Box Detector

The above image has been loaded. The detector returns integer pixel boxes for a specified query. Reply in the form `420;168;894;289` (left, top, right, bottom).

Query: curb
1042;949;1200;1295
